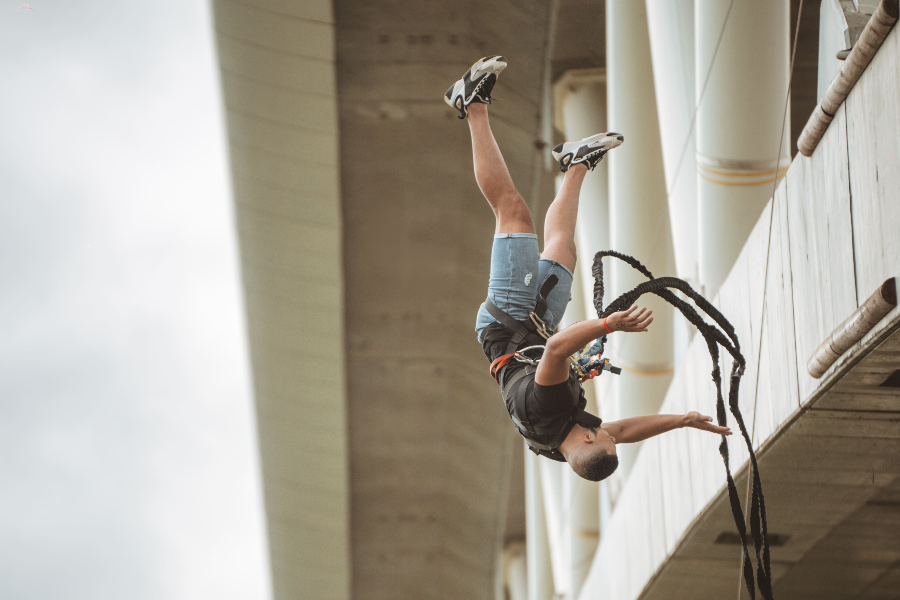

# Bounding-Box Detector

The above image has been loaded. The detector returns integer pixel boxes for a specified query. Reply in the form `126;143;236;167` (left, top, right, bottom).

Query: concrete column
553;69;610;318
606;0;676;477
539;458;568;596
646;0;699;285
503;542;528;600
552;81;605;599
525;449;555;600
563;470;599;600
696;0;791;295
646;0;699;368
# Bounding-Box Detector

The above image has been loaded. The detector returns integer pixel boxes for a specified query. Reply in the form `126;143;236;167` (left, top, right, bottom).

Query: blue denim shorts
475;233;574;342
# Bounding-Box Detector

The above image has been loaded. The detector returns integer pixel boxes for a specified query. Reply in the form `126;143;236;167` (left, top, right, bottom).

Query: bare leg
467;104;535;234
541;164;587;272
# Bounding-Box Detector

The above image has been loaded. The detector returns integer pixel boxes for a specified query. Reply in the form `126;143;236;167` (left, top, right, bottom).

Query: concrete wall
577;23;900;600
335;2;556;599
211;1;351;599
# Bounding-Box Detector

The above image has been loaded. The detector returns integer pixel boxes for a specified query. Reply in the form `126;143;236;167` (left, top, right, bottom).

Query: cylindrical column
525;449;555;600
503;542;528;600
646;0;698;285
564;469;599;599
646;0;698;368
606;0;676;478
554;69;611;318
554;263;600;600
696;0;791;295
539;458;568;596
553;79;605;599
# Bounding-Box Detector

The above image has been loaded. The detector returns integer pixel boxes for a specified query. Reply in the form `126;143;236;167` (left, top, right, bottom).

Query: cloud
0;2;270;599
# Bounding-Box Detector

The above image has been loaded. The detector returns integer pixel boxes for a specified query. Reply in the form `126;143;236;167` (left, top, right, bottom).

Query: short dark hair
573;448;619;482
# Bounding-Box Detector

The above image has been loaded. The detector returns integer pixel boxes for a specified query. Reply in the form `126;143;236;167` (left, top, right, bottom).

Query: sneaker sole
552;133;625;161
444;56;508;111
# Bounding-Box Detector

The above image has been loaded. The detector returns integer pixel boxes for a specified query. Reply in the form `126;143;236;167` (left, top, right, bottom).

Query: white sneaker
552;132;625;172
444;56;507;119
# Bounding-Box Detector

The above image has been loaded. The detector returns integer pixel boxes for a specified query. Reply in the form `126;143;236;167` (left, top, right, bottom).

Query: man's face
590;427;617;455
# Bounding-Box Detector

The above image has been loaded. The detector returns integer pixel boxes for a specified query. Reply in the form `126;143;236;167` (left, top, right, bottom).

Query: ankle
569;163;589;174
467;103;488;118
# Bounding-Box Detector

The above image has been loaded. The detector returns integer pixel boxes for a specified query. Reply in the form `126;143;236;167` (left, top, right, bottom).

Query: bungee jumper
447;56;776;599
445;56;732;482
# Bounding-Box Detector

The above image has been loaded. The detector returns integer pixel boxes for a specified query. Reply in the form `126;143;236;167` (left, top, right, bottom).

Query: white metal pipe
606;0;676;478
695;0;791;295
808;278;897;378
800;0;898;156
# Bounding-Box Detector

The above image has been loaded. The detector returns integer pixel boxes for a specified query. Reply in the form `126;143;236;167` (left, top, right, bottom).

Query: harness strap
484;297;532;355
485;274;560;356
490;353;515;382
533;274;559;319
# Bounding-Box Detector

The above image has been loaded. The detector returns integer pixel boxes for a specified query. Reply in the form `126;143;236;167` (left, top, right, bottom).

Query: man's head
560;425;619;481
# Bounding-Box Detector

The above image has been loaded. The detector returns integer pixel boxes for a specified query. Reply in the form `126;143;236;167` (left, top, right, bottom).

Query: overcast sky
0;2;270;599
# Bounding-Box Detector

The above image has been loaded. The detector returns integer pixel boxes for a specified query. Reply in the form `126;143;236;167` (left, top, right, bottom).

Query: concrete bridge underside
211;0;555;598
211;0;900;598
643;328;900;600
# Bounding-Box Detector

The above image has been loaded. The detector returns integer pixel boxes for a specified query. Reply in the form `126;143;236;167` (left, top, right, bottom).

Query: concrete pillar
646;0;699;368
646;0;699;285
552;81;605;599
539;458;568;596
503;542;528;600
554;69;611;318
696;0;791;295
564;470;599;600
606;0;676;477
525;449;555;600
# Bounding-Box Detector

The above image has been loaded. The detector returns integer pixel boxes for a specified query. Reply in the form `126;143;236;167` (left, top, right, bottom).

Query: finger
697;422;730;435
625;305;637;315
704;415;713;422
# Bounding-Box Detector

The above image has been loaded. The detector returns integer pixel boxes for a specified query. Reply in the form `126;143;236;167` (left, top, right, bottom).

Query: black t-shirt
482;322;589;446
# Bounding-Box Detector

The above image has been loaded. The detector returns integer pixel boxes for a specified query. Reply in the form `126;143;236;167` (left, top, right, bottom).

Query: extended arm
535;306;653;385
601;412;731;444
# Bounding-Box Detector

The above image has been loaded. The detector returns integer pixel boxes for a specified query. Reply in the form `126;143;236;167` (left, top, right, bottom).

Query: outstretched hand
682;411;732;436
608;305;653;333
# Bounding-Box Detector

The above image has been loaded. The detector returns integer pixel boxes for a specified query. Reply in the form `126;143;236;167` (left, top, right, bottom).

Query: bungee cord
591;250;774;600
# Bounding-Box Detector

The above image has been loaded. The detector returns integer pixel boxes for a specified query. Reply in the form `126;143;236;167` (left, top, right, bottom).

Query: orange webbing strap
490;353;516;383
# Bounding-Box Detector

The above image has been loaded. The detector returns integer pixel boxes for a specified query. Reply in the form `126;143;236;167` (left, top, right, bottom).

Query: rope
591;250;773;600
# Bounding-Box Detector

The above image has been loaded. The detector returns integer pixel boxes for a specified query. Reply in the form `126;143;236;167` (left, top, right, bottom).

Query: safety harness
485;275;605;462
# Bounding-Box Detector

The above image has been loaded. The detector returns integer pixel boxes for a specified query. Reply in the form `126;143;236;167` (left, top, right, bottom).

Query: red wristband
604;317;613;334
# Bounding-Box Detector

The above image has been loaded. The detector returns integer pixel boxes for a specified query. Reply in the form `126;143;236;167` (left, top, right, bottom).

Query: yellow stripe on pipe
697;165;790;178
698;172;786;187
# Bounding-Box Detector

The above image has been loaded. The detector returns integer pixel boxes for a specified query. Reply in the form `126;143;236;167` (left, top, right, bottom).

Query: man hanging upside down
446;56;731;482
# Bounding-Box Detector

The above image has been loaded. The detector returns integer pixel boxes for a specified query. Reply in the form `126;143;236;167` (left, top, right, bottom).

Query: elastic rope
592;250;771;600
